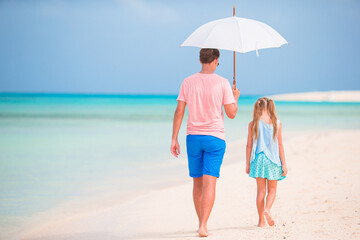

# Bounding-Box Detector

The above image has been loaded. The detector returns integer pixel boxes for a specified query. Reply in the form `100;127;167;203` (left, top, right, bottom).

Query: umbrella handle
233;50;236;88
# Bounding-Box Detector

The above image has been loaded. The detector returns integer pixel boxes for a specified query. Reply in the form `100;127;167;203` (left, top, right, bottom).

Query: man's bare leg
193;176;203;230
256;177;266;227
264;179;277;226
198;174;217;237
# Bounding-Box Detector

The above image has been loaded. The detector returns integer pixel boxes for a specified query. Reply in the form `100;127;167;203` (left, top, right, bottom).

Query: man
171;48;240;237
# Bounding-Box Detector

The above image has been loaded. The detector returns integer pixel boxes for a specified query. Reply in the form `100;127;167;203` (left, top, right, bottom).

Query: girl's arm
245;122;253;174
278;122;288;176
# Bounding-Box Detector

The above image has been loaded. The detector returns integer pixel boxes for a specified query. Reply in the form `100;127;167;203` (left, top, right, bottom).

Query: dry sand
17;129;360;240
270;91;360;102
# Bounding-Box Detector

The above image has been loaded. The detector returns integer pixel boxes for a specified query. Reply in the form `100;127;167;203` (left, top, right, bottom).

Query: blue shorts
186;135;226;178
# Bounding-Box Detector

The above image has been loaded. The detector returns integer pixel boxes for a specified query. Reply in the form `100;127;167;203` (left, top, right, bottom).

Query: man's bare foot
198;227;208;237
257;220;266;227
264;210;275;226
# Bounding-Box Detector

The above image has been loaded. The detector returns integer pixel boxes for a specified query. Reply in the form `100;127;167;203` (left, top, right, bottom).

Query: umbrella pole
233;51;236;87
233;6;236;87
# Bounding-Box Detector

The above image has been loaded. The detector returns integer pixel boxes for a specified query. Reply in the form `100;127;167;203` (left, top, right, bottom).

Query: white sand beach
16;129;360;240
270;91;360;102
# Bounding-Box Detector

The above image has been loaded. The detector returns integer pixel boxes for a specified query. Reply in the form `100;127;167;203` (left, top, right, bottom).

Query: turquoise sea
0;93;360;238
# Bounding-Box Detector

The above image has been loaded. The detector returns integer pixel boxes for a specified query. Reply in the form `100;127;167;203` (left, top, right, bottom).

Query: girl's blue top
251;119;282;166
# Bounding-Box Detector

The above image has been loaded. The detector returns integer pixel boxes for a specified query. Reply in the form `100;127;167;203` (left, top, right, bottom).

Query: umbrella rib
258;23;282;48
202;23;219;49
234;18;243;52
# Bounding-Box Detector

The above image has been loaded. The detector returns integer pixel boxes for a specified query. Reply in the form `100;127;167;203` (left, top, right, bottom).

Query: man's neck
200;64;215;74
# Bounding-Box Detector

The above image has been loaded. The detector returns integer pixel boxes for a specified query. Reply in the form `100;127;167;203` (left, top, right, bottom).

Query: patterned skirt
249;152;286;181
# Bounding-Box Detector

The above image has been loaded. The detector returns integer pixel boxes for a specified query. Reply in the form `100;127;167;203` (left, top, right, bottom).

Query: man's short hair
199;48;220;64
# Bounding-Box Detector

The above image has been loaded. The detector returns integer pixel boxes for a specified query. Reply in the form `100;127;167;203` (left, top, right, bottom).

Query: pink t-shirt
177;73;235;140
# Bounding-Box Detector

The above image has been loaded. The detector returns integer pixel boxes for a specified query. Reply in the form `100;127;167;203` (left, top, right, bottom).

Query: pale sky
0;0;359;95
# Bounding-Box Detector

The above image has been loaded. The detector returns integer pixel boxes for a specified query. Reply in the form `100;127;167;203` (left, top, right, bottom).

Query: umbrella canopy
180;13;288;87
181;16;288;56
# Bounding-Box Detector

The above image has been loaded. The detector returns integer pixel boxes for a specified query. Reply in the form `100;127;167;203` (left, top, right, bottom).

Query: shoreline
269;90;360;102
8;139;247;240
15;128;360;240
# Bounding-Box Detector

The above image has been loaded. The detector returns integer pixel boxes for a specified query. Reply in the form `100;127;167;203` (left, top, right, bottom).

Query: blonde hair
251;97;278;141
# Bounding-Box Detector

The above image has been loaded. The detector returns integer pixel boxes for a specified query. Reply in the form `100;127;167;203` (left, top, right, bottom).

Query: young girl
246;97;287;227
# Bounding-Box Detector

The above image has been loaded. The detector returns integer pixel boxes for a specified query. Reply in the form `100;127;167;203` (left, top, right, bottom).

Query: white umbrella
180;7;288;86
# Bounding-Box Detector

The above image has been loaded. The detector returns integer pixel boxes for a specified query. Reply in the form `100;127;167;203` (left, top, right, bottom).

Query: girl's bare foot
264;210;275;226
198;227;209;237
